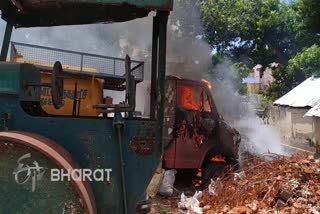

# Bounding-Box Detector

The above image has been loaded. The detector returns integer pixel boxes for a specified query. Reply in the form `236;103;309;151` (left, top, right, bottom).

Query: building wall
314;117;320;143
290;108;314;139
247;83;260;95
270;105;292;140
261;68;274;89
270;106;315;142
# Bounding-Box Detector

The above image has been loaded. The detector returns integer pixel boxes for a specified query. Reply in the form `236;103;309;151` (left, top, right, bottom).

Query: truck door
174;82;216;168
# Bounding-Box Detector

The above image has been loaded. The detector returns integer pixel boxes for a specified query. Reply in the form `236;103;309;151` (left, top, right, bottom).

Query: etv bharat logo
12;153;46;192
13;153;112;192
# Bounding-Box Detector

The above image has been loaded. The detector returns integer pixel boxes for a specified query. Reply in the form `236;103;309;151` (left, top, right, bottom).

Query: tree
265;45;320;100
298;0;320;34
198;0;317;68
199;0;320;100
288;45;320;80
265;64;291;100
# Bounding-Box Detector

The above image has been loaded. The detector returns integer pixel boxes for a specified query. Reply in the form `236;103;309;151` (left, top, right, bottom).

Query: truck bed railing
10;42;144;82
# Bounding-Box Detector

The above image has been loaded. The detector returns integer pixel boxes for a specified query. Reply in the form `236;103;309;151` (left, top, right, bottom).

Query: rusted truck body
162;76;241;184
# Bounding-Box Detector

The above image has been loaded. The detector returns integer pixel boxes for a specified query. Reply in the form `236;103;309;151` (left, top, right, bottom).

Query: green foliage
298;0;320;33
265;82;289;102
199;0;320;101
198;0;313;67
238;83;248;95
233;62;251;79
288;45;320;79
265;46;320;101
264;64;291;100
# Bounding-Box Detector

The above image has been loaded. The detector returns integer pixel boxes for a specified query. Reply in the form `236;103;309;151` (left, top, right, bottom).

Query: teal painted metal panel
0;63;41;100
19;64;41;102
0;98;160;213
0;63;20;95
0;62;162;213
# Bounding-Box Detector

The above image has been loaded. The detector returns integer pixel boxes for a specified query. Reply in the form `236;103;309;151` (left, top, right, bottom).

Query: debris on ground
158;169;177;197
202;152;320;213
151;152;320;213
208;179;219;197
178;191;203;214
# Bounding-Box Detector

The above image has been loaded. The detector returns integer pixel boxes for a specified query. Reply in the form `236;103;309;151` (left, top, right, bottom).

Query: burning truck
161;76;241;188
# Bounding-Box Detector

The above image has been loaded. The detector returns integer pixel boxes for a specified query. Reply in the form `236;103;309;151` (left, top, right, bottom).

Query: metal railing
10;42;144;81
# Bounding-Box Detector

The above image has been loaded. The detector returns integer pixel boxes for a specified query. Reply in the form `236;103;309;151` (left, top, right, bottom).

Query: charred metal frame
150;16;159;120
149;11;169;154
157;11;169;154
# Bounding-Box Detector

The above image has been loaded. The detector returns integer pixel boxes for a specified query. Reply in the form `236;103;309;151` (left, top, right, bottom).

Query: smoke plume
0;1;287;156
209;61;288;156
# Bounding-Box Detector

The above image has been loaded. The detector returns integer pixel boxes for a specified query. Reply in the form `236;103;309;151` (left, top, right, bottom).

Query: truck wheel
0;131;96;214
227;158;240;171
201;162;226;188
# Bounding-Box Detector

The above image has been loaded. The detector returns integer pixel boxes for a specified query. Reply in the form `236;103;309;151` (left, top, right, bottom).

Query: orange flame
196;169;202;177
192;169;203;188
210;154;226;163
192;179;202;188
179;85;200;111
201;79;212;89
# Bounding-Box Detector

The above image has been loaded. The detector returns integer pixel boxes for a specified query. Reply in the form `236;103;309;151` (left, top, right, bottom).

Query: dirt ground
149;152;320;214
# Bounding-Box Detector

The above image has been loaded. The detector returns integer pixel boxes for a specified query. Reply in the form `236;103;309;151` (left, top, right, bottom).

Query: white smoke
209;61;288;156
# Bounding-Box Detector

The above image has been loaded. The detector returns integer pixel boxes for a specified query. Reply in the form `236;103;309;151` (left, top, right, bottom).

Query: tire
201;162;227;188
227;158;240;171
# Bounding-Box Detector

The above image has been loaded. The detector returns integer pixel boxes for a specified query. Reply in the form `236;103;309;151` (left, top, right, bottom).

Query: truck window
179;85;201;111
178;84;212;112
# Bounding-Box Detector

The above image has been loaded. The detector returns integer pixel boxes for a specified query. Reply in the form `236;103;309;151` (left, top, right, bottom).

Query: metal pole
80;55;84;72
150;16;159;120
156;11;169;154
113;113;128;214
10;42;15;62
0;21;14;62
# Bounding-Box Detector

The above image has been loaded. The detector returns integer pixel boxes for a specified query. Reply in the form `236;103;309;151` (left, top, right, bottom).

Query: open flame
196;169;202;177
192;154;225;188
201;79;212;89
193;169;203;188
179;85;200;111
210;154;226;163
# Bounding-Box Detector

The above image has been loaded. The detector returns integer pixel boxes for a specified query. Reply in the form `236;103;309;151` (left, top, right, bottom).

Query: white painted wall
270;106;316;142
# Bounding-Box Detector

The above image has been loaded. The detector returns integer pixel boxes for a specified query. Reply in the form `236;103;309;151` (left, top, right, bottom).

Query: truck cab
163;76;241;184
